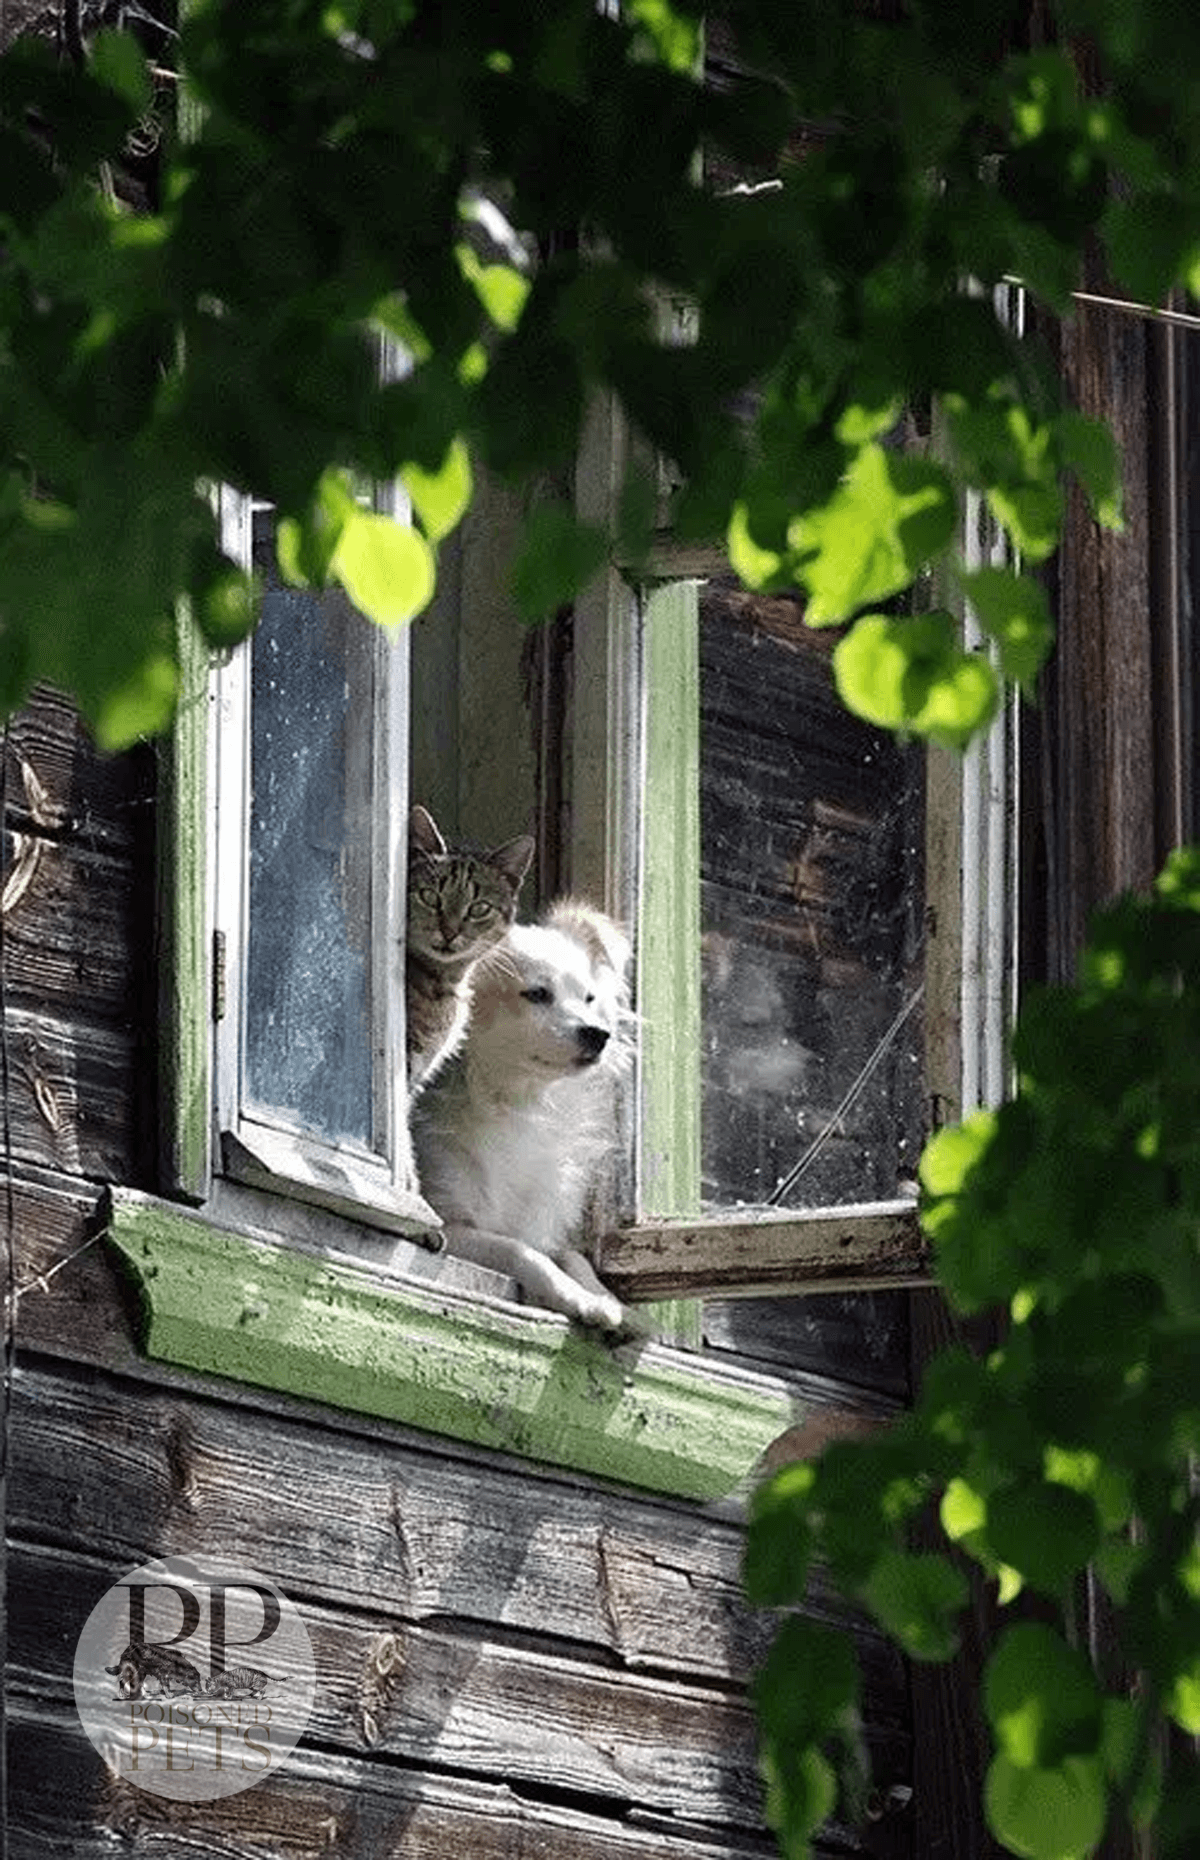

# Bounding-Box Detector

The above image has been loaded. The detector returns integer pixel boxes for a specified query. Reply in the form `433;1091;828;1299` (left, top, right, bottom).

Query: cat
405;805;535;1096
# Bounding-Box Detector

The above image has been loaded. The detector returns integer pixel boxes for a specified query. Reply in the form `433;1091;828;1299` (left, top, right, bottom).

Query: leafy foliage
0;0;1187;744
5;5;1200;1854
746;850;1200;1857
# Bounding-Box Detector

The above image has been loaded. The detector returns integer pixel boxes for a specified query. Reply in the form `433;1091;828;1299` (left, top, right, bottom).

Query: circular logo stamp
73;1554;317;1800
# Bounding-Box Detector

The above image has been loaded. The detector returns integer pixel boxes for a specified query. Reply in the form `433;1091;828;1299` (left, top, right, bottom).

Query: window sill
103;1187;794;1502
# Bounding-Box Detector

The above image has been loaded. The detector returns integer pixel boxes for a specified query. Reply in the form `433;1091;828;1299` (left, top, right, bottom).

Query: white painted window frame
208;480;435;1238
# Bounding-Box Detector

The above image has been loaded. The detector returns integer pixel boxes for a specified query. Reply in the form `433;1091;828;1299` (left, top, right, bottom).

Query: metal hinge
212;929;227;1022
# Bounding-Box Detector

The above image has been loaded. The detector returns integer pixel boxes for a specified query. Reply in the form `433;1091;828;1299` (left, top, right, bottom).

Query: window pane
244;512;375;1147
700;578;925;1210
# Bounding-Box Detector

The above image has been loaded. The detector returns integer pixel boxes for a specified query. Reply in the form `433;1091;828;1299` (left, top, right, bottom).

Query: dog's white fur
412;899;630;1329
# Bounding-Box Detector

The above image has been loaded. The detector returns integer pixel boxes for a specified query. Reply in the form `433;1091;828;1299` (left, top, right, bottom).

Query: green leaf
1167;1661;1200;1736
727;500;787;591
1056;411;1123;530
511;503;608;619
792;445;956;624
625;0;703;73
89;28;152;115
985;1624;1103;1772
331;510;436;628
986;1752;1108;1860
833;610;998;749
753;1615;860;1749
456;245;530;334
1104;192;1200;307
987;1482;1100;1599
760;1744;838;1860
744;1462;816;1605
196;557;259;649
93;649;178;751
921;1110;999;1198
277;469;357;587
961;566;1054;690
986;481;1063;564
941;1475;987;1541
402;437;472;544
860;1549;968;1662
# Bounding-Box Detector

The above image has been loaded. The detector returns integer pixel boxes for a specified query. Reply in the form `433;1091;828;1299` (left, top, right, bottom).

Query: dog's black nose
576;1024;610;1059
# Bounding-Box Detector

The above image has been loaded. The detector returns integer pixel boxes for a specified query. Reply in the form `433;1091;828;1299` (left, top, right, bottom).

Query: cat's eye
467;899;494;920
521;985;554;1005
415;886;439;908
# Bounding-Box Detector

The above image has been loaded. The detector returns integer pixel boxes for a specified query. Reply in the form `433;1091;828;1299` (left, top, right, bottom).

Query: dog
412;899;631;1330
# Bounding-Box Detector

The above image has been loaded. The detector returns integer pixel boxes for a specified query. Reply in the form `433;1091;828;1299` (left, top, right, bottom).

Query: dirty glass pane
700;578;925;1210
244;511;375;1147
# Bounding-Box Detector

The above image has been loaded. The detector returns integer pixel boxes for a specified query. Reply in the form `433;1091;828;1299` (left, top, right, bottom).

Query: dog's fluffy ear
546;899;631;980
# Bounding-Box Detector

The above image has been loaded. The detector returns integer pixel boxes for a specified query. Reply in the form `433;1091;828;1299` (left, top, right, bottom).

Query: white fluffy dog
412;900;630;1329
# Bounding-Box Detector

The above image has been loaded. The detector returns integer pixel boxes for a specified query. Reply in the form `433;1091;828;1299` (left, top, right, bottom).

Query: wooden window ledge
103;1187;794;1503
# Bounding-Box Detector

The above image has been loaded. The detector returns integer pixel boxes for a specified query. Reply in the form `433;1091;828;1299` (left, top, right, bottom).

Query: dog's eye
585;992;596;1006
521;985;554;1005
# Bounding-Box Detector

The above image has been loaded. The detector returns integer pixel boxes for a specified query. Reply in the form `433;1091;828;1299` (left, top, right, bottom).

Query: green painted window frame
105;1186;793;1503
599;484;1020;1305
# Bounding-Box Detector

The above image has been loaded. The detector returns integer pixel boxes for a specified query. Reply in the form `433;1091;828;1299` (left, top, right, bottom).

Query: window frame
579;401;1021;1304
164;481;437;1239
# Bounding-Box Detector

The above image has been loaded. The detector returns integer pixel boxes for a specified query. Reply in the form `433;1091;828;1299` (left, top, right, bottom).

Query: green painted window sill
104;1187;794;1502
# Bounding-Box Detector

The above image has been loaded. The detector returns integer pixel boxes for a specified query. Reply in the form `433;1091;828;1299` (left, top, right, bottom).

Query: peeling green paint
106;1189;794;1501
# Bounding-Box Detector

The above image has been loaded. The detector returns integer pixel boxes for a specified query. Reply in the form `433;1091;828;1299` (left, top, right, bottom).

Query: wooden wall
2;688;917;1857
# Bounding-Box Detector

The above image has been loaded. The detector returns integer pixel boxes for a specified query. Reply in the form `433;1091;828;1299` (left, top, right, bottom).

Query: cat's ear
491;833;535;890
410;805;447;856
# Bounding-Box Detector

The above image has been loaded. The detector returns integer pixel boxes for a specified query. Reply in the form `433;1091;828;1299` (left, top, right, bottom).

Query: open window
183;481;437;1239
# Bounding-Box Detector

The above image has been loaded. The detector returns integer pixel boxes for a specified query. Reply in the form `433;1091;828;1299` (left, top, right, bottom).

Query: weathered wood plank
10;1540;777;1834
1;829;142;1021
104;1187;795;1502
600;1203;930;1301
7;1356;908;1714
3;684;155;853
1;1008;145;1181
9;1703;803;1860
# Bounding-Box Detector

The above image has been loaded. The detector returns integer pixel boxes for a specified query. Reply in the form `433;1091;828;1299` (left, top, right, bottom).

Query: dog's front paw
570;1286;625;1332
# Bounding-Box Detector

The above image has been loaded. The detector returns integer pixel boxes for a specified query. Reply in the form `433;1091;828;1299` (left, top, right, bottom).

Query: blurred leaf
626;0;702;73
511;502;608;619
277;469;357;587
833;610;998;749
456;245;530;333
93;649;178;750
987;480;1063;563
962;565;1054;689
1056;410;1123;530
744;1462;816;1605
792;445;956;624
987;1483;1101;1600
331;509;436;627
986;1751;1108;1860
89;29;153;115
860;1549;968;1661
402;437;472;544
985;1624;1103;1770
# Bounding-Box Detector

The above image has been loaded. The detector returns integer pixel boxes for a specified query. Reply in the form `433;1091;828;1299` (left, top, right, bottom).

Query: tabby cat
406;805;534;1094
